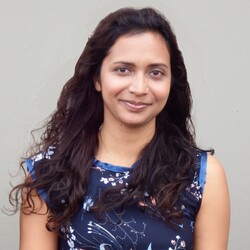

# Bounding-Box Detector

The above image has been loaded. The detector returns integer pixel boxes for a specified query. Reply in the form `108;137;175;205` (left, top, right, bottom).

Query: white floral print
100;171;129;187
169;235;186;250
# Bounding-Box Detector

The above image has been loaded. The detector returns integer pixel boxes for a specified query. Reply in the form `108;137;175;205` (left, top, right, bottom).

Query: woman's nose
128;74;148;95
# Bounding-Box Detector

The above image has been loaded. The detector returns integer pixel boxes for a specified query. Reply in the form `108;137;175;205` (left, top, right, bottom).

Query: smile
121;100;150;112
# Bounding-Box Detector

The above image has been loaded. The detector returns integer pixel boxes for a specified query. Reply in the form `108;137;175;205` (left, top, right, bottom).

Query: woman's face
95;31;171;129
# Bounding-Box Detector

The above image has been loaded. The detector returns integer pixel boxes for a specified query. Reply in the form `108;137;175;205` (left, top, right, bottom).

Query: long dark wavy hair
9;7;199;231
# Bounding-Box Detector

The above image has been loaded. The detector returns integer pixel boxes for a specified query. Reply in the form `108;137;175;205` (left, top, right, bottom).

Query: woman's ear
94;77;102;92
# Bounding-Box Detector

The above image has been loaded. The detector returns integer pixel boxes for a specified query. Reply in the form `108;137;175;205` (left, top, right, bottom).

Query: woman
10;7;230;250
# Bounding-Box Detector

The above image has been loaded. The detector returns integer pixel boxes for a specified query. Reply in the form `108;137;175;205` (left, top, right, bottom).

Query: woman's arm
194;154;230;250
20;192;58;250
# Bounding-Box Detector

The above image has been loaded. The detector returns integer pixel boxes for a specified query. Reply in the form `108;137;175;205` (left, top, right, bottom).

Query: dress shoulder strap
198;151;207;191
25;155;48;201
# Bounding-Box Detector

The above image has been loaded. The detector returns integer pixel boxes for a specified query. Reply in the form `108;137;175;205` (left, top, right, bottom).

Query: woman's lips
121;100;150;112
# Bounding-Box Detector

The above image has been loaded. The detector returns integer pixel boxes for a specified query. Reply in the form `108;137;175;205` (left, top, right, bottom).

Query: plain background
1;0;249;249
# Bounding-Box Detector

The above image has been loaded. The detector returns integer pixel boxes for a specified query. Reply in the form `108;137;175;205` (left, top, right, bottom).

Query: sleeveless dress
26;150;207;250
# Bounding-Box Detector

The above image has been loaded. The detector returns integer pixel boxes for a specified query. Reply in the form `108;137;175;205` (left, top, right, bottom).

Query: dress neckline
93;158;138;173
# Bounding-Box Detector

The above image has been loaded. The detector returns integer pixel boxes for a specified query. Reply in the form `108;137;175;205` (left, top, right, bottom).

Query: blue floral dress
26;150;207;250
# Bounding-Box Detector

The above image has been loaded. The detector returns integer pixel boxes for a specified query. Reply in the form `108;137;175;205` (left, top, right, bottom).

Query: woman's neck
96;122;155;167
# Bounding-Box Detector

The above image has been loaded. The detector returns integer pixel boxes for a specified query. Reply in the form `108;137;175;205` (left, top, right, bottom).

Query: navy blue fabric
26;158;47;201
27;151;207;250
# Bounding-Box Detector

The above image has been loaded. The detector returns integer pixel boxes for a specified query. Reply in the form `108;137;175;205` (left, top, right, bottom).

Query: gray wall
1;0;249;249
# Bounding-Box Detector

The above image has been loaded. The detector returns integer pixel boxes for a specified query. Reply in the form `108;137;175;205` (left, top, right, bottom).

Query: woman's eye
115;67;130;74
150;70;164;78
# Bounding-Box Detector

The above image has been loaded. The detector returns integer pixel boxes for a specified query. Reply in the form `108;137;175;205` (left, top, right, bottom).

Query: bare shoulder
205;154;230;202
193;153;230;250
205;154;228;188
207;153;225;175
20;188;58;250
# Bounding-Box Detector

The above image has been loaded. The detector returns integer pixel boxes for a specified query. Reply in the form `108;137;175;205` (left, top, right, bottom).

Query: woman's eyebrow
148;63;169;69
112;61;135;67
